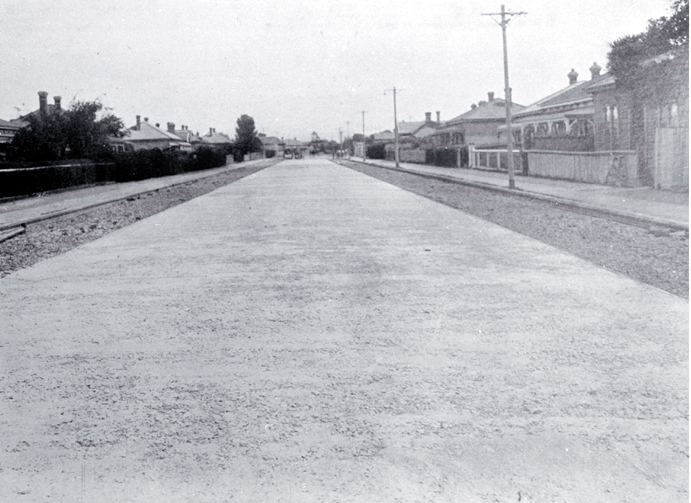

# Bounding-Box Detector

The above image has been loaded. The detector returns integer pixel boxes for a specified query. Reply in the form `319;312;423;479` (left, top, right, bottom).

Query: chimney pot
425;112;431;122
436;111;440;122
38;91;48;114
136;115;141;130
568;69;579;85
589;62;602;79
471;104;477;109
144;117;149;122
156;123;160;128
488;92;495;101
53;96;62;110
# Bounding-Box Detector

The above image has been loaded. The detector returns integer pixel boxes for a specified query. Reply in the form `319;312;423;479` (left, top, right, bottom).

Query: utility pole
482;5;526;190
346;121;350;159
361;110;366;162
385;87;401;167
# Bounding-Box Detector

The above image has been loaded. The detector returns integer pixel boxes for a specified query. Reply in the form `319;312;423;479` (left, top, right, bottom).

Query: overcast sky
0;0;674;141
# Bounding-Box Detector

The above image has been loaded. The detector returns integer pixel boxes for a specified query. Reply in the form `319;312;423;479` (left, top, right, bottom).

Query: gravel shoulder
338;160;689;299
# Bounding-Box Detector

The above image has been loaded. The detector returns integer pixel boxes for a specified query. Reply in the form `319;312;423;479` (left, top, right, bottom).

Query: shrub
367;143;386;159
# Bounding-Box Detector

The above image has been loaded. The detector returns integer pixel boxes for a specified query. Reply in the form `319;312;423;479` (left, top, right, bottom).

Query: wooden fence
470;146;639;187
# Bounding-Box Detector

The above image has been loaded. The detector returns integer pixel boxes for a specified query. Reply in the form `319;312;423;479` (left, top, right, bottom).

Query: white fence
469;148;523;173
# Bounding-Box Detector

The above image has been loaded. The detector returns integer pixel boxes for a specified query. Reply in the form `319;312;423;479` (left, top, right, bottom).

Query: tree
607;0;688;99
10;100;124;161
234;114;262;157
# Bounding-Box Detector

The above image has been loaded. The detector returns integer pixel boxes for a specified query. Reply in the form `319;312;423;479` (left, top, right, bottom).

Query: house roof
260;136;285;147
126;121;185;142
201;130;232;144
413;125;438;138
397;121;426;135
173;129;203;143
283;138;306;147
445;98;525;125
584;74;616;93
0;118;22;130
372;130;395;141
514;73;608;119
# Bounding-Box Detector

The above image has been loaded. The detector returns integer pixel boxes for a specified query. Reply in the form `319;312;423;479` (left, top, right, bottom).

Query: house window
523;125;535;149
451;132;464;145
551;121;566;136
606;105;619;148
659;103;680;127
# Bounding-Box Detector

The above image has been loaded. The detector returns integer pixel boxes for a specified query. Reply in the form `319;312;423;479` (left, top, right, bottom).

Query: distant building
121;116;191;151
283;138;309;158
200;128;232;149
429;93;525;150
259;134;285;158
171;124;203;149
0;118;22;147
508;64;607;152
10;91;64;129
1;91;64;149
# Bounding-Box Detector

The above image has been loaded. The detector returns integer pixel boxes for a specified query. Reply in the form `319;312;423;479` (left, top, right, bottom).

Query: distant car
283;150;294;159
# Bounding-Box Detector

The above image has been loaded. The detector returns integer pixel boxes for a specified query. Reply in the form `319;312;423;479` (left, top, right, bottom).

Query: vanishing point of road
0;158;687;502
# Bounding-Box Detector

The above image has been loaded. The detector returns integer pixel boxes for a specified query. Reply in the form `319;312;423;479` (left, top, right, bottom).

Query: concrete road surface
0;158;687;502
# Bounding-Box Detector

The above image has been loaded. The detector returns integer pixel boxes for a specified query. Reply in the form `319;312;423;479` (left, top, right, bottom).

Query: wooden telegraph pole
361;111;366;162
385;87;401;167
482;5;526;189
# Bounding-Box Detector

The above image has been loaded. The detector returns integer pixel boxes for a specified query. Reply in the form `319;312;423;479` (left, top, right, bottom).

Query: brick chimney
568;69;579;85
589;62;602;79
167;122;175;133
136;115;141;130
53;96;62;111
38;91;48;114
425;112;431;122
488;92;495;101
436;111;440;122
210;127;214;135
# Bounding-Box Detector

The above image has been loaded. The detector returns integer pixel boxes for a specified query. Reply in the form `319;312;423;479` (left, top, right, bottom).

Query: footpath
0;158;272;236
350;157;689;231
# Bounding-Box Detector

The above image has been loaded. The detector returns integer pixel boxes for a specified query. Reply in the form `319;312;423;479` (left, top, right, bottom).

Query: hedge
0;147;229;199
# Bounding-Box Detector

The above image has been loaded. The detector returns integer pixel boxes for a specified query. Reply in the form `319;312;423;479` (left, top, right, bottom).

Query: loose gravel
0;163;274;279
339;160;689;299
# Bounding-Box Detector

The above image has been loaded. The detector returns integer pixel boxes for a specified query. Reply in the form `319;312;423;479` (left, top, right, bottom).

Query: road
0;158;687;502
